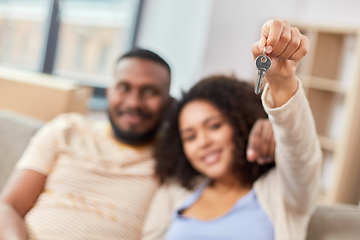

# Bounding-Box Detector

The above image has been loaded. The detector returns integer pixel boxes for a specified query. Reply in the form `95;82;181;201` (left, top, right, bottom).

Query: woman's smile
201;149;222;165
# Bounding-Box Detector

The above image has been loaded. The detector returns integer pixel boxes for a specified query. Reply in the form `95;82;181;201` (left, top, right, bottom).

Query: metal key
254;47;272;94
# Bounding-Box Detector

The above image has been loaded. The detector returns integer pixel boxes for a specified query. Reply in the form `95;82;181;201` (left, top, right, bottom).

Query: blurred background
3;0;360;101
1;0;360;207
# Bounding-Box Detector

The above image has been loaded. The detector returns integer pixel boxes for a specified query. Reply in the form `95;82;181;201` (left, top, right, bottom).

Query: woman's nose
197;130;211;148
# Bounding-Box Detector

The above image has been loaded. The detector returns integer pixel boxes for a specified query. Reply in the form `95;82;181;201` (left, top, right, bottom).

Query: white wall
302;0;360;25
201;0;305;81
202;0;360;82
137;0;360;97
136;0;214;98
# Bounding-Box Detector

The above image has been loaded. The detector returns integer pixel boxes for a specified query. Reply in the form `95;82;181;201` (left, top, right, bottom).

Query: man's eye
143;88;159;96
116;83;129;92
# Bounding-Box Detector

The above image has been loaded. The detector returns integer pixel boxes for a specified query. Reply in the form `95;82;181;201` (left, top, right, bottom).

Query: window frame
40;0;144;109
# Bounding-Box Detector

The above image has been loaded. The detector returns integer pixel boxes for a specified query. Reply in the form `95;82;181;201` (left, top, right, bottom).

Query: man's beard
108;110;160;145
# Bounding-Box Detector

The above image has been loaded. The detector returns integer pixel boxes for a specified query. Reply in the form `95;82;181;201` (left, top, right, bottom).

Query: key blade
255;70;264;94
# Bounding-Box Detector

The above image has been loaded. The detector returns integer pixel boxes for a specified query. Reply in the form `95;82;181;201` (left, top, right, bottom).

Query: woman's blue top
165;183;274;240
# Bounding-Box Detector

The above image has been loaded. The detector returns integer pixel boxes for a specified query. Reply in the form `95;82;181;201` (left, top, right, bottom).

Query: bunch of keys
254;47;272;94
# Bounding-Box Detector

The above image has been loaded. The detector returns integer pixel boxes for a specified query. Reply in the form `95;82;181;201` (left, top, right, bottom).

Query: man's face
107;57;171;144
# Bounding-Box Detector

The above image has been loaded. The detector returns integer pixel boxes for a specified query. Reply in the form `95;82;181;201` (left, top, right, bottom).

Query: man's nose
124;91;142;108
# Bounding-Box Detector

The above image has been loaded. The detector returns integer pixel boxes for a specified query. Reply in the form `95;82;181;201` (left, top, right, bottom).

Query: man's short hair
117;48;171;77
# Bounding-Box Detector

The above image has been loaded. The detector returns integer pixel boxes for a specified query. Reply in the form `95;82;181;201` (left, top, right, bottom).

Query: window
53;0;141;88
0;0;51;70
0;0;143;110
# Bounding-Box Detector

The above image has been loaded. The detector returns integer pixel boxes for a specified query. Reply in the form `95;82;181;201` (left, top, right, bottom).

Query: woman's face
179;100;235;180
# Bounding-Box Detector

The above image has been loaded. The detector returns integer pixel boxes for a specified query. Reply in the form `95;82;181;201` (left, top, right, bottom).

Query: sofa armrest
0;110;44;191
307;204;360;240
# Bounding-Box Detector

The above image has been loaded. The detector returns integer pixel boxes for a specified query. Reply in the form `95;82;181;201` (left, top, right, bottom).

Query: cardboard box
0;66;93;121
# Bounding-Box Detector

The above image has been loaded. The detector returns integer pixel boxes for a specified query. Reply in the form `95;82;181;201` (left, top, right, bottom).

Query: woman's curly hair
154;75;275;190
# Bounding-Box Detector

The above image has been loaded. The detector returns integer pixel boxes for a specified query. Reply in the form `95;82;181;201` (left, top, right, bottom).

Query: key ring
261;46;267;63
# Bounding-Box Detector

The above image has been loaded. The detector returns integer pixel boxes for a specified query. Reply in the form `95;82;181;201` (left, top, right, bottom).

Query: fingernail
257;41;263;50
247;149;255;158
265;46;273;53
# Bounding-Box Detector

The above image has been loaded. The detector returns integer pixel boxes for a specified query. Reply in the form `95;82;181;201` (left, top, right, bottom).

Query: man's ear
166;96;175;109
106;88;110;99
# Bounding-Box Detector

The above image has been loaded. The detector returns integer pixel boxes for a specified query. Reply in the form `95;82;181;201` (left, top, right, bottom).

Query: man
0;49;274;239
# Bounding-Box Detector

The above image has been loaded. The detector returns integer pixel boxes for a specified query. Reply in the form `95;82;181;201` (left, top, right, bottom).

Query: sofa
307;203;360;239
0;109;43;189
1;109;360;239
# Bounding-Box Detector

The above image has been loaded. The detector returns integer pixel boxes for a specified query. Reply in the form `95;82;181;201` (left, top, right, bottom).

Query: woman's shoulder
161;176;208;194
254;168;280;202
157;177;208;207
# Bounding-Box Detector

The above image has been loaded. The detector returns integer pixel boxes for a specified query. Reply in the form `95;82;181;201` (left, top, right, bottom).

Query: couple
0;20;321;240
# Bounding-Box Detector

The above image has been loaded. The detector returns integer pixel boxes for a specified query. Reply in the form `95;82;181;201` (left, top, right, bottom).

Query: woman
142;20;322;240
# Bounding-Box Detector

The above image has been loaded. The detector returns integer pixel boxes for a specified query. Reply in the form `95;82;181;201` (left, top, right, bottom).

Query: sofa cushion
307;204;360;240
0;109;44;190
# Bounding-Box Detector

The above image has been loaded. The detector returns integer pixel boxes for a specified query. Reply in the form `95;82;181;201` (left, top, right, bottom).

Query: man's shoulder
45;112;107;133
52;112;87;122
52;112;103;125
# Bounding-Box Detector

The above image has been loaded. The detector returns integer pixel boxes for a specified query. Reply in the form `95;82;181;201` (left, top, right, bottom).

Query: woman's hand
252;20;309;107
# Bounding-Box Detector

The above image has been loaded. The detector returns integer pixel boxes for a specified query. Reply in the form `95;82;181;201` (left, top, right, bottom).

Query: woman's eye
210;123;221;130
183;134;195;142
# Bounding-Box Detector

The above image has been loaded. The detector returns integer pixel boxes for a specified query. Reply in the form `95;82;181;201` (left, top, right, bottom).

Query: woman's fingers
289;35;309;61
252;41;263;60
270;20;292;57
257;20;307;62
278;27;301;59
260;20;284;54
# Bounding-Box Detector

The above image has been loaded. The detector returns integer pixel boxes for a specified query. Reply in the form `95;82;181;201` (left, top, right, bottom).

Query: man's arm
0;169;46;240
0;114;66;240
